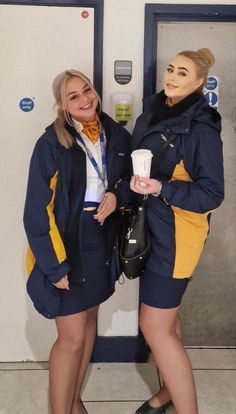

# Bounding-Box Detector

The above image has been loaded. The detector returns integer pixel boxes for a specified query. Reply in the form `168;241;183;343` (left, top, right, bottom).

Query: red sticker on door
81;10;89;19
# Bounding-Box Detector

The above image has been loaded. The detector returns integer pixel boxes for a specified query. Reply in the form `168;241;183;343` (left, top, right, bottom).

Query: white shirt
73;118;106;203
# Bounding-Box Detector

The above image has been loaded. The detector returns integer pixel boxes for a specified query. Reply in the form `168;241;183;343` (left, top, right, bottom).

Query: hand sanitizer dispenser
111;92;133;133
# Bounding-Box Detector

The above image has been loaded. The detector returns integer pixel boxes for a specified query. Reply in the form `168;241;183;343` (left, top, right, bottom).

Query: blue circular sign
19;98;34;112
206;76;218;90
205;92;218;107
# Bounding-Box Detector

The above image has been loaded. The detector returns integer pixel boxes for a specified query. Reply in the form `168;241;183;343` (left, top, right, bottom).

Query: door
144;5;236;346
0;1;103;361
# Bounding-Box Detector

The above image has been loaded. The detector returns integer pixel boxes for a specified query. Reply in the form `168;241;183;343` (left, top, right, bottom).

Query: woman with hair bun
131;48;224;414
23;69;131;414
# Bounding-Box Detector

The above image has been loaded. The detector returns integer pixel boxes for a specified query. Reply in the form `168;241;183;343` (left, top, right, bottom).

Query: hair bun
197;48;215;68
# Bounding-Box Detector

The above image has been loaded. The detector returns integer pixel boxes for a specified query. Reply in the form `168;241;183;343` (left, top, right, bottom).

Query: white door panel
0;5;94;136
156;21;236;345
0;4;94;360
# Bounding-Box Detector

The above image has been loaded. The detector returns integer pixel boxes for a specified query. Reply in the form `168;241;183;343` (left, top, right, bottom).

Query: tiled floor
0;349;235;414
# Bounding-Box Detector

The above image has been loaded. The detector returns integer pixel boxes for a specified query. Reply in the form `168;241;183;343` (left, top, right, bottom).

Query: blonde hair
52;70;101;148
177;48;215;92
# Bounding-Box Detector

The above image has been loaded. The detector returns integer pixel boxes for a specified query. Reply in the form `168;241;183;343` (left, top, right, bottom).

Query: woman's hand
130;175;161;195
94;192;117;225
53;275;70;290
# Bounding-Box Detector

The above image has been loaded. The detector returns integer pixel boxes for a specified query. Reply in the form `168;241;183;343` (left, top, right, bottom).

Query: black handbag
118;133;178;280
119;197;150;279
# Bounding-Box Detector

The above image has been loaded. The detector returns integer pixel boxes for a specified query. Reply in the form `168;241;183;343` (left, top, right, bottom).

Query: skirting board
91;335;150;362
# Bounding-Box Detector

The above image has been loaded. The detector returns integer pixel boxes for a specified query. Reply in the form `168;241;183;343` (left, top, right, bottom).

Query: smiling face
63;76;99;122
163;55;204;105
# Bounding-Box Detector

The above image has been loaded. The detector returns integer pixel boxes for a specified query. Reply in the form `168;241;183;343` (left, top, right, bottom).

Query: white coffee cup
131;149;153;177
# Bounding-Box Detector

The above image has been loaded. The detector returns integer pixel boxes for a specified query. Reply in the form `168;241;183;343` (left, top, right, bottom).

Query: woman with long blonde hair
24;69;131;414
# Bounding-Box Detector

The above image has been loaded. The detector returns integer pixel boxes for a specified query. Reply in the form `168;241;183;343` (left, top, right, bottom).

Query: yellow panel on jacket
26;171;67;278
171;160;209;279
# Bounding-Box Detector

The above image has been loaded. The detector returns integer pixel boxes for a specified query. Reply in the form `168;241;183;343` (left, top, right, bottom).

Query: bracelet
152;181;162;197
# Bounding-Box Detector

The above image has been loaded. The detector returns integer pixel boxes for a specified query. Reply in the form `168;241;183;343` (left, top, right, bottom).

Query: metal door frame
0;0;104;97
144;4;236;98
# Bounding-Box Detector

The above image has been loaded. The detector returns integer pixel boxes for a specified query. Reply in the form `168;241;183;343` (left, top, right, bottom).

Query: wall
0;0;235;361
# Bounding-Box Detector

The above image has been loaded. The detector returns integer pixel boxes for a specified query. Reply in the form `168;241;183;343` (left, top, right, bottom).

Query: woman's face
64;76;98;122
163;55;204;104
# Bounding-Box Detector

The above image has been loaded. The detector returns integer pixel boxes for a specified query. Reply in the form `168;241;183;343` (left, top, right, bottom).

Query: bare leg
71;306;99;414
140;303;198;414
49;312;88;414
149;314;182;407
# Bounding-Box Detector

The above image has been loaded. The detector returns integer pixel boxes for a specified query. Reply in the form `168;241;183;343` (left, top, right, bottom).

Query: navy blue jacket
131;92;224;279
24;112;131;286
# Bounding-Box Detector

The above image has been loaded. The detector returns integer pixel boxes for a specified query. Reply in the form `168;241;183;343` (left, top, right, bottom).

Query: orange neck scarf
81;120;100;144
165;97;174;108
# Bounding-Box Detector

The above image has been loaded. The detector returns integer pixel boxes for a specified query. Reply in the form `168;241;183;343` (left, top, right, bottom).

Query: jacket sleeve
107;127;134;208
23;136;70;283
160;127;224;213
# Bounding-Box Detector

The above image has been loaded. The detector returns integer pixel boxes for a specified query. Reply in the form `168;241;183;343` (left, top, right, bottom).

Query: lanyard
76;130;107;188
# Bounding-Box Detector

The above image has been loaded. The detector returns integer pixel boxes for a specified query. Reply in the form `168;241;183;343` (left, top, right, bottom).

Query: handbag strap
150;133;178;179
156;133;177;158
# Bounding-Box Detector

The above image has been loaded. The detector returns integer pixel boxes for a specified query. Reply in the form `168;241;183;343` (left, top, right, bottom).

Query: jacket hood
184;95;221;133
143;90;222;134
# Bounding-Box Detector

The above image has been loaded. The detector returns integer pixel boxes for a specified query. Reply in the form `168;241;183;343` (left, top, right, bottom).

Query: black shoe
135;400;172;414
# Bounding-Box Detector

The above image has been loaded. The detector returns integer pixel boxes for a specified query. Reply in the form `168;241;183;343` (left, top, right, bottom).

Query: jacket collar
149;90;202;124
132;91;211;150
64;112;120;149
